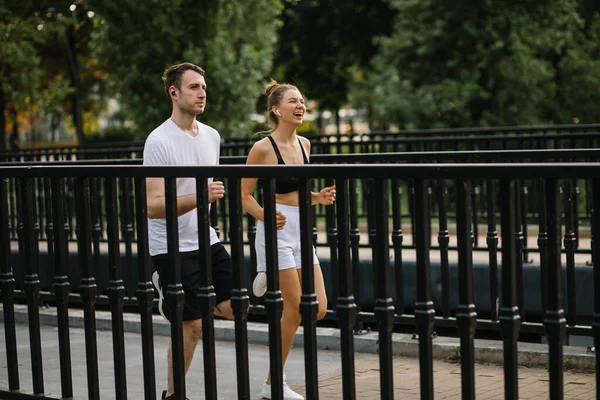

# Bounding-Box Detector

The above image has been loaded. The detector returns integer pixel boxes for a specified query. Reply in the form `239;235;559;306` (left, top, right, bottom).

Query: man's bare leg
166;319;202;396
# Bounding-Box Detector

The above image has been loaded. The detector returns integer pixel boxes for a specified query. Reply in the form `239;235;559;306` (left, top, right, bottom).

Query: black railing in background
0;163;598;399
2;125;600;162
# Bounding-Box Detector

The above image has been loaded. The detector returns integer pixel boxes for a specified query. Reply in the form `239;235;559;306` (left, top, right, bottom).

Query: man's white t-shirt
143;118;221;256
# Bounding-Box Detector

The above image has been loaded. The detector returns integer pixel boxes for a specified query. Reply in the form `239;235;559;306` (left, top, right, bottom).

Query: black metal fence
3;149;598;262
2;125;600;162
1;149;598;329
1;162;599;399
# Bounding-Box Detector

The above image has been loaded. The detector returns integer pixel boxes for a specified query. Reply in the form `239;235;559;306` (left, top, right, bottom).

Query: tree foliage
92;0;282;138
272;0;394;118
0;0;109;147
353;0;600;129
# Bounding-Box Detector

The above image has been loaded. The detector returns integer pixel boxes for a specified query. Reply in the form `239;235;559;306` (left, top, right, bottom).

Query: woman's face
274;89;306;125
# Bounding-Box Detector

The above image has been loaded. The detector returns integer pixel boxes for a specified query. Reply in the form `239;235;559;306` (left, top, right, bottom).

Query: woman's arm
241;141;286;229
299;136;336;206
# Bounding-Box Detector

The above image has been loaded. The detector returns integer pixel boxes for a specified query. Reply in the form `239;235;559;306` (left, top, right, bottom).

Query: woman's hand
276;211;287;230
317;185;336;205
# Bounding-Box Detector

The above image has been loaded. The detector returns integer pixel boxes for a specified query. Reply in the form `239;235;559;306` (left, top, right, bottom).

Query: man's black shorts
151;243;233;322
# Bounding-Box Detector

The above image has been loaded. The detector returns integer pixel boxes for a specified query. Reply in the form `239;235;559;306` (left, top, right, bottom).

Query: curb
2;304;595;371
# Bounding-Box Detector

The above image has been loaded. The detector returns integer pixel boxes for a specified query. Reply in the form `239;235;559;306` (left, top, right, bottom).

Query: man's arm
145;177;197;219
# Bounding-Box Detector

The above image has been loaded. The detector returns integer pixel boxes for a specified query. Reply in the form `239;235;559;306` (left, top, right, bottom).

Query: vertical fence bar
414;178;435;400
210;199;220;239
247;211;259;306
196;177;218;399
391;179;404;315
514;179;525;319
350;178;363;332
325;177;338;311
263;178;284;400
121;177;136;298
91;178;102;267
366;179;376;247
9;177;17;239
134;177;156;400
66;177;76;240
373;177;394;399
573;180;580;250
105;177;128;399
335;177;357;399
219;188;228;242
43;178;55;277
592;178;600;392
19;176;45;395
544;178;566;400
499;178;520;400
563;181;577;326
0;174;19;391
471;181;479;248
164;177;186;399
520;182;530;263
437;179;450;318
36;177;45;240
75;177;100;400
227;177;251;400
538;180;549;315
486;179;499;321
456;179;476;400
299;178;319;400
51;177;73;398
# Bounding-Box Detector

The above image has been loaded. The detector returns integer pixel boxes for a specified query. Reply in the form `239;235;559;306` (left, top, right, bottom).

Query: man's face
174;70;207;115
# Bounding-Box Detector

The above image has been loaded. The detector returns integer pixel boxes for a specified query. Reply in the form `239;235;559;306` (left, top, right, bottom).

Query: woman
241;81;336;400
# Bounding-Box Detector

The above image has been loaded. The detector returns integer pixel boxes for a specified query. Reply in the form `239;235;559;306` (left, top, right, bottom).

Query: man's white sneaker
258;380;304;400
252;271;267;297
152;271;167;320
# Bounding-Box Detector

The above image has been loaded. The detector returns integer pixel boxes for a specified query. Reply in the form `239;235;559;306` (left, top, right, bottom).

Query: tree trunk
0;86;5;150
335;109;341;134
51;114;59;144
9;108;19;150
64;25;84;144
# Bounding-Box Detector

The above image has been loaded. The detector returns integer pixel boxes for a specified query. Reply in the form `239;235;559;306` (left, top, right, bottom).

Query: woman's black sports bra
263;135;309;194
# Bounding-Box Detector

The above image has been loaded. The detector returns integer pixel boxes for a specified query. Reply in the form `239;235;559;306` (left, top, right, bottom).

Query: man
143;62;234;400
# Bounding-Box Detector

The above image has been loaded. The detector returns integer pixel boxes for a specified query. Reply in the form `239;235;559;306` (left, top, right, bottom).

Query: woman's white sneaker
252;272;267;297
259;380;304;400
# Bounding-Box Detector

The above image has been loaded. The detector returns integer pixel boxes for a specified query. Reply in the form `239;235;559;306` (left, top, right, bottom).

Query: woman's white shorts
254;204;319;272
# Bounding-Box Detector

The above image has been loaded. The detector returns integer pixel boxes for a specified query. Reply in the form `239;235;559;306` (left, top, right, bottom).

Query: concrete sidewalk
1;305;596;399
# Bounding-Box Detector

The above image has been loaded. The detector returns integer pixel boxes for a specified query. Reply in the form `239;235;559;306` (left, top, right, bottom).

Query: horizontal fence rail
0;163;599;399
2;129;600;161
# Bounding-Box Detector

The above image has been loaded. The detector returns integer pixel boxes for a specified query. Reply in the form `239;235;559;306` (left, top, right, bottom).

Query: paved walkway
0;321;595;399
289;357;596;400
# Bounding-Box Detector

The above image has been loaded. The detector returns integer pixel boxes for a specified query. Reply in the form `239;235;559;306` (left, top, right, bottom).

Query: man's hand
208;181;225;203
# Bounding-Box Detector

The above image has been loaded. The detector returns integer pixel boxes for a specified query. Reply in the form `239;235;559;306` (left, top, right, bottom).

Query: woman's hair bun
265;80;279;97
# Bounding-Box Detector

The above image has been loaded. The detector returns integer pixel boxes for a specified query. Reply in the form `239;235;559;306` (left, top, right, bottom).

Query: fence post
544;178;566;400
414;178;434;400
499;178;521;399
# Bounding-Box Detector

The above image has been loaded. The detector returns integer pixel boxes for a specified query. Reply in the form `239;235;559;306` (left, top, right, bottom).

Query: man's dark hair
162;62;205;97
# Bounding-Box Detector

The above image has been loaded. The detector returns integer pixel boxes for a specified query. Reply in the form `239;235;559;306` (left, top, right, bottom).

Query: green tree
272;0;395;132
0;1;46;148
92;0;282;138
0;0;108;147
355;0;600;129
